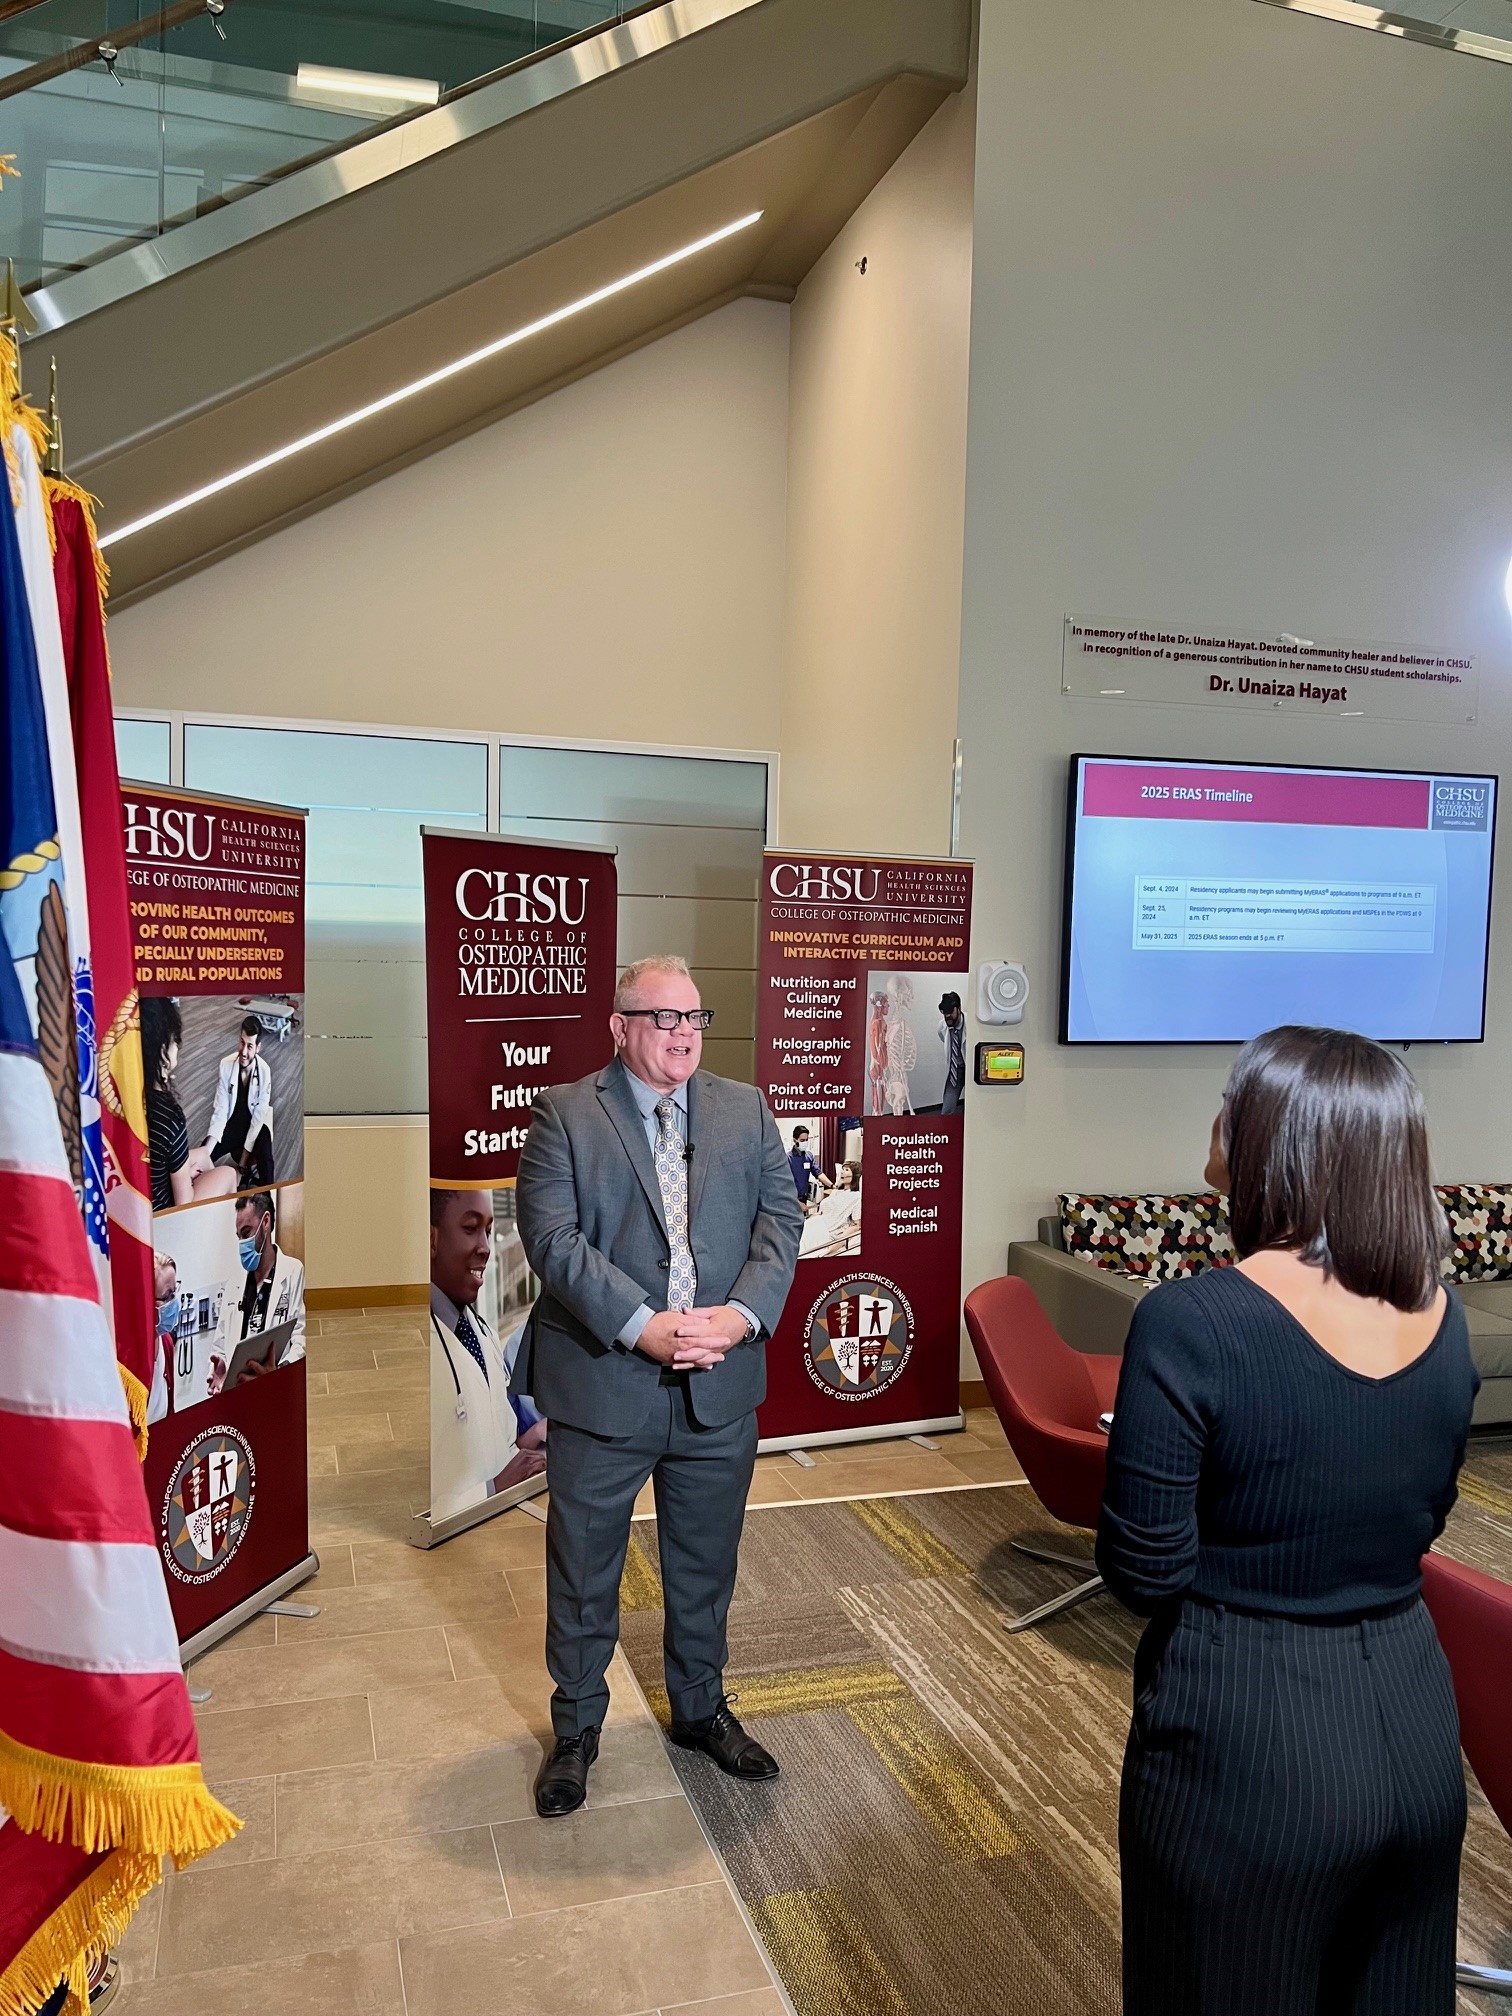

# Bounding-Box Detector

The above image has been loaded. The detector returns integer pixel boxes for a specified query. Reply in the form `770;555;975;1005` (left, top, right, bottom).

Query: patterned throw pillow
1436;1183;1512;1283
1059;1192;1234;1283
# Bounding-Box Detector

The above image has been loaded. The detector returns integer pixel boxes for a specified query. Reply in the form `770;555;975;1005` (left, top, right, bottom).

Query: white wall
957;0;1512;1306
110;297;792;750
110;298;793;1291
779;88;976;852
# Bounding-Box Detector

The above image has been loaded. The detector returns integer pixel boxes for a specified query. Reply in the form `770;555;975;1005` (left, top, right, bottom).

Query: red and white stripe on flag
0;1046;239;2016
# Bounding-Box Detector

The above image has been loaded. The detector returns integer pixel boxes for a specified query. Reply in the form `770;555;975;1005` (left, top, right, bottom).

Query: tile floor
113;1306;1022;2016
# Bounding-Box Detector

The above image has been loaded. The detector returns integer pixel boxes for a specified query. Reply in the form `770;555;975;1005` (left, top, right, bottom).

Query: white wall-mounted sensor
977;962;1029;1025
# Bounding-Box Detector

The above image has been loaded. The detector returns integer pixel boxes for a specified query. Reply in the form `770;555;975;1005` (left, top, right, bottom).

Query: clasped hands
638;1305;749;1372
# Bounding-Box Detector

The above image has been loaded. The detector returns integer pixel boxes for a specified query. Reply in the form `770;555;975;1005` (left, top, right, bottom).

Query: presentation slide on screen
1064;759;1496;1043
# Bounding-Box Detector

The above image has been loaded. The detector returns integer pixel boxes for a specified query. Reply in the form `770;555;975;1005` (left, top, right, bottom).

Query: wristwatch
741;1312;760;1343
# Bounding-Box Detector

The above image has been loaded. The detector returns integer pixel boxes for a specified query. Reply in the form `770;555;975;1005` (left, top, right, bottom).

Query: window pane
183;725;488;1115
115;715;171;785
499;746;768;1080
499;746;768;829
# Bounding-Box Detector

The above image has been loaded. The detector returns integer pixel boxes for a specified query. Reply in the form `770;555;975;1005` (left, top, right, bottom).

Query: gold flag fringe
43;476;109;606
117;1363;148;1461
0;328;55;526
0;1846;161;2016
0;331;19;508
0;1731;241;1865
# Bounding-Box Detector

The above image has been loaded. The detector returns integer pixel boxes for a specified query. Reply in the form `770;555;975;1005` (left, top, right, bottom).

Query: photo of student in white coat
429;1188;547;1525
209;1190;306;1392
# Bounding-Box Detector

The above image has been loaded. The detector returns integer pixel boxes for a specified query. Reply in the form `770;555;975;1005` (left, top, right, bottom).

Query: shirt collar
431;1281;491;1331
622;1064;688;1121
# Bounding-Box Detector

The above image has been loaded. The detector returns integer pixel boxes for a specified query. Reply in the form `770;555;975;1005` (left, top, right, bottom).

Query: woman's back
1103;1026;1479;2016
1098;1263;1478;1619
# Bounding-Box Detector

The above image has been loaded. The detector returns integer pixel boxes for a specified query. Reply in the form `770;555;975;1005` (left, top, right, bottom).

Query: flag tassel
0;1846;162;2016
0;1730;241;1864
40;476;108;609
117;1362;148;1459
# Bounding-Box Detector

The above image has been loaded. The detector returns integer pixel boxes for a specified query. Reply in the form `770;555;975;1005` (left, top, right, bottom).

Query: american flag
51;482;158;1443
0;626;238;2012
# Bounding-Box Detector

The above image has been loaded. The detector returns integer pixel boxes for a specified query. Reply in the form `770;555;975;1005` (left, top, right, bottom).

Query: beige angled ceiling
29;0;971;603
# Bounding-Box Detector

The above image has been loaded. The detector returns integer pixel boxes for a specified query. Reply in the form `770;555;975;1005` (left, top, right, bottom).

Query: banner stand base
409;1470;549;1550
179;1551;321;1669
758;1412;963;1458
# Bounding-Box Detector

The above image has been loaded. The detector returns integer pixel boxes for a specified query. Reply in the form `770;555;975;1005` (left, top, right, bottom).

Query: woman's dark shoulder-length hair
139;994;183;1096
1221;1024;1446;1313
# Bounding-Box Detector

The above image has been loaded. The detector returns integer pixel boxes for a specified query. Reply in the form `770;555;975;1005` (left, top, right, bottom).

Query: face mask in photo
157;1296;180;1336
238;1228;265;1273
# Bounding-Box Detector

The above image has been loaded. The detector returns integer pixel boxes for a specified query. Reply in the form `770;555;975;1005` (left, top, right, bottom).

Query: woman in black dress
1098;1025;1478;2016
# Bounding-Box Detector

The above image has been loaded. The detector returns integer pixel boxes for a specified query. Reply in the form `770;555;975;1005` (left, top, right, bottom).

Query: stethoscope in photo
432;1310;489;1424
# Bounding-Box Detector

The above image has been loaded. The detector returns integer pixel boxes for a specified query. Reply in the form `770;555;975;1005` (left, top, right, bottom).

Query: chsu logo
456;871;589;925
1430;780;1491;832
123;802;216;862
768;862;881;904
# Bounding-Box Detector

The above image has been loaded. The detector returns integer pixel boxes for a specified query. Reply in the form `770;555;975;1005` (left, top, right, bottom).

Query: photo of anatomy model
866;969;971;1117
429;1186;548;1525
866;978;917;1115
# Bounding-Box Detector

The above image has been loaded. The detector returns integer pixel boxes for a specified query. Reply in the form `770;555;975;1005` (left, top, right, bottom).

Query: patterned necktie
654;1097;698;1313
453;1305;489;1385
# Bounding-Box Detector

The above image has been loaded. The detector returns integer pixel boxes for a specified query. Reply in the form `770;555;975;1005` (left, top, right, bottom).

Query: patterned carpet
620;1442;1512;2016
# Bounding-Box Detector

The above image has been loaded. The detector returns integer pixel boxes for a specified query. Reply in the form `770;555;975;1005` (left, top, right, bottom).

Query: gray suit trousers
544;1375;757;1738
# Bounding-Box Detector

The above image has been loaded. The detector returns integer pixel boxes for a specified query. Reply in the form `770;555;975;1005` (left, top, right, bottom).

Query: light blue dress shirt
615;1066;760;1351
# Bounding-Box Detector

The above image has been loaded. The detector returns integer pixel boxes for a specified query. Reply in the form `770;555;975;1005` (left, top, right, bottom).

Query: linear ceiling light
295;64;442;107
99;209;765;549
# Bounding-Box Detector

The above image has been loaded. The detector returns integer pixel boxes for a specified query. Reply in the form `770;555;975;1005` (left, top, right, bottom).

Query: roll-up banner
122;782;314;1659
756;850;974;1450
416;828;618;1548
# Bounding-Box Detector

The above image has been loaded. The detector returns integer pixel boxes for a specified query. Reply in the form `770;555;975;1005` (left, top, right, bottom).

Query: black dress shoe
534;1726;600;1817
669;1697;779;1781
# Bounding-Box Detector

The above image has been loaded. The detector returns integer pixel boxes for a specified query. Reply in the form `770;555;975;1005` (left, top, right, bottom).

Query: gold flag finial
43;354;62;475
1;257;37;395
1;257;36;334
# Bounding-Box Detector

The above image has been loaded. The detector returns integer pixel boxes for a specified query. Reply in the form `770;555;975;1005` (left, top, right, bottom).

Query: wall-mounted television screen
1061;755;1496;1044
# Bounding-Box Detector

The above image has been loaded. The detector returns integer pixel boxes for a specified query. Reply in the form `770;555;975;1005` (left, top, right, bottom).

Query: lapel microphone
683;1142;696;1163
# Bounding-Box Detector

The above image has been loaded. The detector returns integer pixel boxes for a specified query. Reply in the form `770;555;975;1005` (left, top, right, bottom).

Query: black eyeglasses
619;1008;715;1030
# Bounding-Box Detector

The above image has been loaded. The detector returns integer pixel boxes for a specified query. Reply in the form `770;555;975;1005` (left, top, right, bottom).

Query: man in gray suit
516;955;802;1817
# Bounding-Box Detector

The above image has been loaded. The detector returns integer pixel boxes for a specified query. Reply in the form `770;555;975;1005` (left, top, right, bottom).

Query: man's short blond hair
613;955;694;1013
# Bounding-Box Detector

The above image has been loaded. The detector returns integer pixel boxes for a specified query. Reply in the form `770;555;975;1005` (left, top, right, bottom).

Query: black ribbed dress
1097;1264;1479;2016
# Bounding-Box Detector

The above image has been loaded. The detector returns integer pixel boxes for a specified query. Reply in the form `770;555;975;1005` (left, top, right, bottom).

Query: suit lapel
597;1060;669;1237
686;1072;716;1230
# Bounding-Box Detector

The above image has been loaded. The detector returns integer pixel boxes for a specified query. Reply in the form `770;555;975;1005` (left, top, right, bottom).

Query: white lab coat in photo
207;1052;273;1152
216;1246;307;1367
429;1302;522;1525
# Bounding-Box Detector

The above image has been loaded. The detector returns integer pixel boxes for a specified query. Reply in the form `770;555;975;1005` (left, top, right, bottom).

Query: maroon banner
421;831;617;1531
123;784;305;994
123;780;310;1645
142;1361;310;1641
755;851;973;1445
422;830;618;1187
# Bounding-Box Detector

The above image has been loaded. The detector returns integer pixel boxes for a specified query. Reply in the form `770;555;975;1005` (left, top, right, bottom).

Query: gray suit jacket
514;1058;803;1436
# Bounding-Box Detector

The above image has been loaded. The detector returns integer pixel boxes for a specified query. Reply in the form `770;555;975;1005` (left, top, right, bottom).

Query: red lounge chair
964;1274;1120;1633
1420;1549;1512;1997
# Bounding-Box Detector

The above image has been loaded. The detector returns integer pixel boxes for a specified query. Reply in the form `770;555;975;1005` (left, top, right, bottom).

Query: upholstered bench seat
1007;1186;1512;1428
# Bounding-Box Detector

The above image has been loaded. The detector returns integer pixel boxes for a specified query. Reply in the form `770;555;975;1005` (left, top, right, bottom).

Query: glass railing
0;0;634;294
1254;0;1512;65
